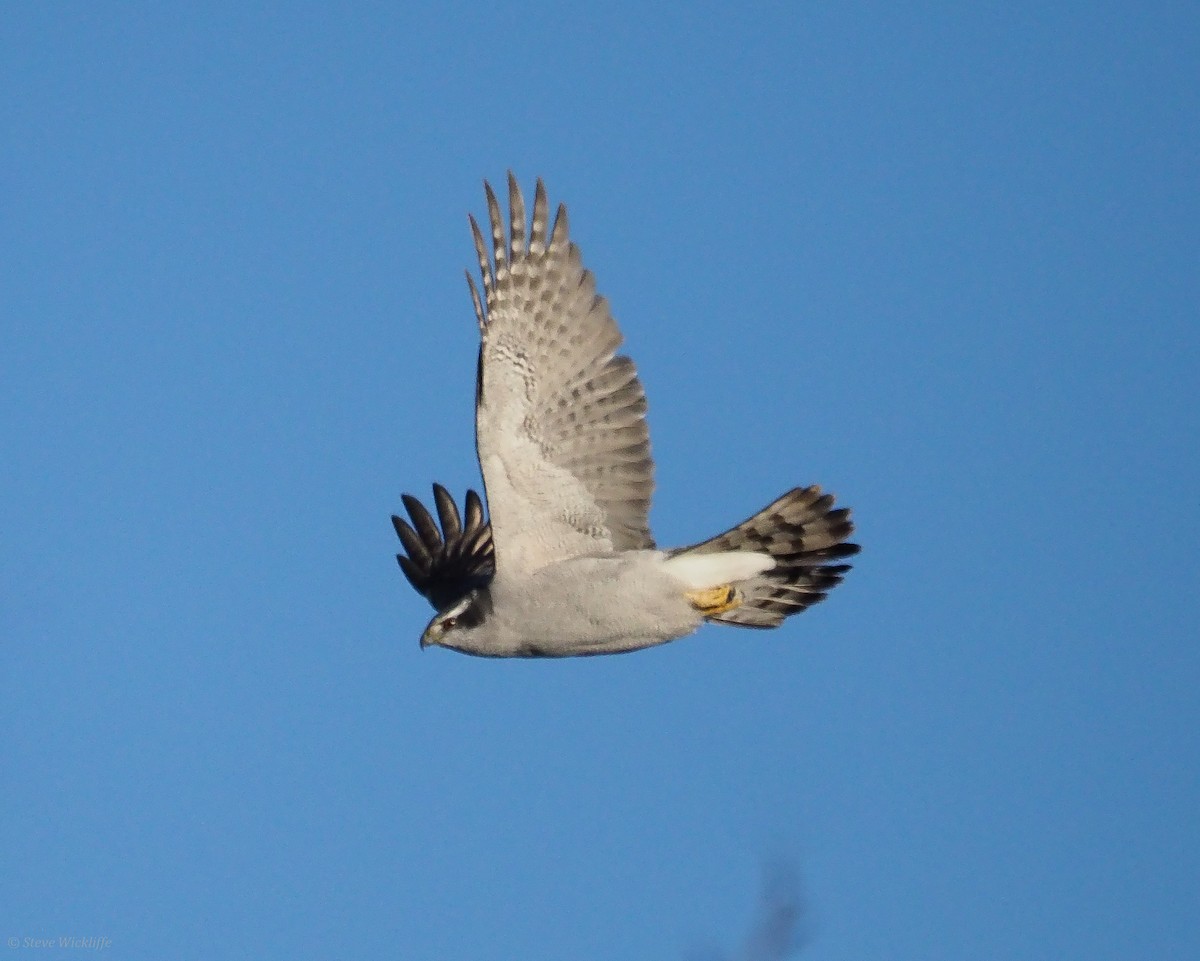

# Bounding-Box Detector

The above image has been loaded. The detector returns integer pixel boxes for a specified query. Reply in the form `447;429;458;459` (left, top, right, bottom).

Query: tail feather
670;486;859;629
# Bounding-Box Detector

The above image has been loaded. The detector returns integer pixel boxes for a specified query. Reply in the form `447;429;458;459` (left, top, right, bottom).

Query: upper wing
466;174;655;575
392;484;494;612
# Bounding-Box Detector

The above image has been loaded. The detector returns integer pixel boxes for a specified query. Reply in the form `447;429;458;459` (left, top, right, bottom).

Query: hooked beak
420;620;441;650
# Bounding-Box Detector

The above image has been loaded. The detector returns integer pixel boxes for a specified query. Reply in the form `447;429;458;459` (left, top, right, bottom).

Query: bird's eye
442;616;457;629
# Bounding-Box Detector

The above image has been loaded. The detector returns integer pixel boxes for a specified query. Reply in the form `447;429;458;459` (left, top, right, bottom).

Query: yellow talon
685;584;742;616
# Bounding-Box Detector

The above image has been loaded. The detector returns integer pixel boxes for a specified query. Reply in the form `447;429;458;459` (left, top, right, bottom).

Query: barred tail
670;486;859;628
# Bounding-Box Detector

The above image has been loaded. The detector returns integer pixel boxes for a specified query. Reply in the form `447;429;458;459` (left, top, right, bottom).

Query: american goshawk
392;175;858;657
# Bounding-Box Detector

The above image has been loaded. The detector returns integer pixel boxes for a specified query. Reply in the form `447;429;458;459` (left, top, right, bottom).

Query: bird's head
420;588;493;651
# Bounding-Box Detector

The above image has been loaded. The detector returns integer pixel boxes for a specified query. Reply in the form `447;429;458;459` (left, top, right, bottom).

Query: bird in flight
392;174;858;657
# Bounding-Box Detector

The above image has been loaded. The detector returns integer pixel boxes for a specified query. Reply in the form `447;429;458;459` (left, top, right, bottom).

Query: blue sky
3;3;1197;959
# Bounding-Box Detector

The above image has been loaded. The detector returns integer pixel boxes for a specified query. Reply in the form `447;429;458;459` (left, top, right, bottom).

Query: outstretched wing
467;174;655;576
392;484;494;612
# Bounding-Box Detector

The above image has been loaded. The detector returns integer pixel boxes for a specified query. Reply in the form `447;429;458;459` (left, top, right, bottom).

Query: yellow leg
685;584;742;616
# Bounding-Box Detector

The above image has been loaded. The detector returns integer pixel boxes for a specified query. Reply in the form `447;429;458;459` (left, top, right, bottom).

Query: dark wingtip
392;485;496;612
391;515;429;565
432;483;463;538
